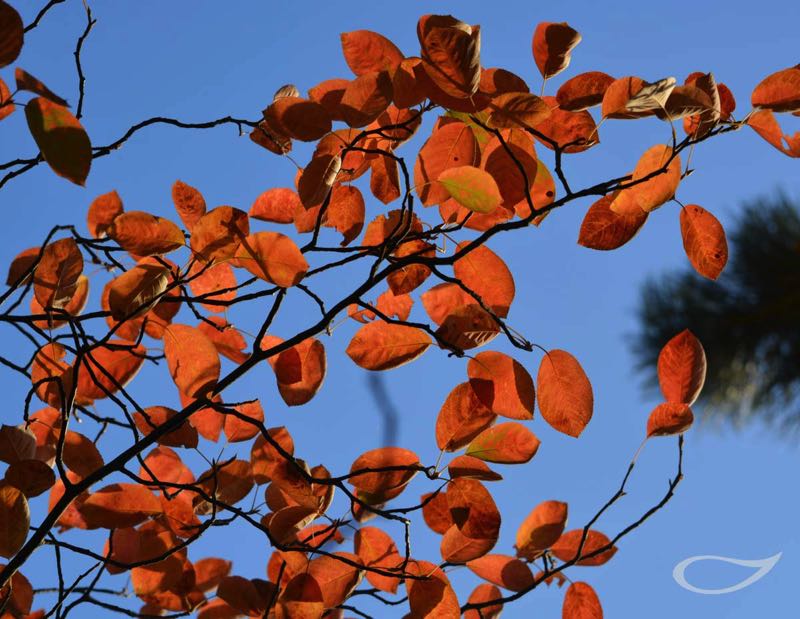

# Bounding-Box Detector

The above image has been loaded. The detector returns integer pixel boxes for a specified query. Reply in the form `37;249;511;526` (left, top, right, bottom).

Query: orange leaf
62;431;103;479
217;576;274;616
466;422;540;464
298;153;342;208
171;179;206;231
106;260;171;321
578;192;648;250
269;338;327;406
647;402;694;437
680;204;728;280
87;190;124;238
464;583;503;619
515;500;568;559
133;406;198;448
0;484;29;558
467;351;535;420
532;22;581;80
190;206;250;263
307;552;363;608
747;109;800;158
454;242;515;317
354;527;403;593
140;446;194;486
557;71;615;111
601;76;675;119
414;120;478;206
751;64;800;113
31;343;74;408
369;154;401;205
349;447;420;495
196;459;254;509
79;483;162;529
194;558;232;592
223;400;264;443
74;340;147;405
417;15;481;98
339;71;393;128
250;187;301;224
436;382;496;451
163;324;221;398
0;76;13;120
629;144;681;212
197;317;249;364
250;427;295;484
14;68;67;105
447;478;501;542
467;554;534;592
188;261;237;312
448;455;502;482
32;238;83;310
274;573;324;619
325;184;365;246
657;329;706;405
346;321;431;371
421;490;453;534
25;97;91;185
487;92;551;129
341;30;403;76
551;529;617;566
537;350;593;437
534;97;598;153
440;524;497;563
265;96;332;141
563;582;603;619
406;560;460;618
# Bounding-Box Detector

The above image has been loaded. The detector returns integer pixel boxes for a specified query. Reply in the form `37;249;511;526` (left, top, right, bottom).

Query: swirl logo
673;553;782;595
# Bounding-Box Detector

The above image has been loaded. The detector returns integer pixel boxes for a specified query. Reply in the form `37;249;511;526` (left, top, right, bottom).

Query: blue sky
1;1;798;617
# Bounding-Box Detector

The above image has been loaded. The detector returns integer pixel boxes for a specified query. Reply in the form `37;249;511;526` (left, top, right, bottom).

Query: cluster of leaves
0;4;798;618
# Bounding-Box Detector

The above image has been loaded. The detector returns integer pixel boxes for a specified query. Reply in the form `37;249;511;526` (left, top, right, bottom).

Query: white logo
673;553;782;595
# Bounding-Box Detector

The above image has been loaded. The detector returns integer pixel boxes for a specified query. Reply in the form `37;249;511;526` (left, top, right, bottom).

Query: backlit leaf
414;120;478;206
0;0;23;68
557;71;615;111
190;206;250;263
680;204;728;280
349;447;420;494
438;165;502;214
537;350;593;437
79;483;162;529
0;484;29;558
551;529;617;566
467;554;534;592
172;180;207;231
234;231;308;288
563;581;603;619
467;351;535;419
646;402;694;437
346;321;431;371
516;500;568;559
417;14;481;98
578;192;648;250
87;190;124;238
629;144;681;212
466;422;540;464
341;30;403;76
435;382;496;451
32;238;83;310
163;324;221;398
657;329;707;405
751;64;800;113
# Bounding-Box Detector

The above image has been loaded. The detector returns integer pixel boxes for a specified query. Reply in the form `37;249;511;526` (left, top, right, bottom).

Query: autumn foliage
0;2;798;617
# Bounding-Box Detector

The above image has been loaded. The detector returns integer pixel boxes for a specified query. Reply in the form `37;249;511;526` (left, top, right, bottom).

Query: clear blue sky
1;1;797;617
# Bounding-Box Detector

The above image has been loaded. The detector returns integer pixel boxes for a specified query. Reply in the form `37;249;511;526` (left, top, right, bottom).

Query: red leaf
487;92;551;129
537;350;593;437
190;206;250;263
578;192;648;250
349;447;420;495
436;382;496;451
464;583;503;619
406;560;460;618
563;581;603;619
551;529;617;566
74;340;147;405
467;351;535;420
265;96;332;141
557;71;615;111
32;238;83;310
163;324;221;398
346;321;431;371
657;329;707;405
198;317;249;364
87;190;124;238
515;500;568;559
466;422;540;464
417;15;481;98
14;68;67;105
341;30;403;76
250;187;301;224
354;527;403;593
172;180;207;231
680;204;728;280
532;22;581;80
647;402;694;437
79;483;162;529
467;554;534;592
414;120;478;206
4;459;55;498
751;64;800;112
448;455;502;482
629;144;681;212
133;406;198;448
